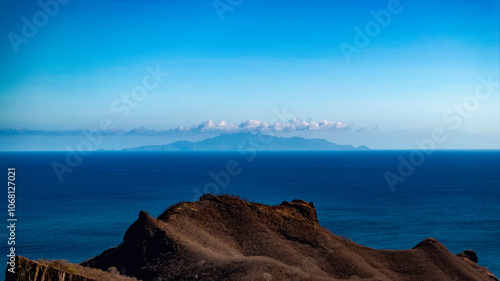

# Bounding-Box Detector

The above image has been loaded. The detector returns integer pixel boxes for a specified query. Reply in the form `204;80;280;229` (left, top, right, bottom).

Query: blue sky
0;0;499;150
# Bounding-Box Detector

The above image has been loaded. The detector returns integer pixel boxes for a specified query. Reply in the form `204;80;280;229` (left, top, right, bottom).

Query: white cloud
173;118;351;133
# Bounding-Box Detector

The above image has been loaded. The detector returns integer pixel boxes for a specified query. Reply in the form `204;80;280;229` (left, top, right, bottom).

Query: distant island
122;132;370;151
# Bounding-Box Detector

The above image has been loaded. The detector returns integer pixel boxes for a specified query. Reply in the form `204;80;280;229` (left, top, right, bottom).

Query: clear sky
0;0;499;150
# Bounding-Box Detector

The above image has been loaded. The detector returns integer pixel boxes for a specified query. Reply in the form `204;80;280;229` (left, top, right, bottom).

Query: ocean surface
0;151;499;278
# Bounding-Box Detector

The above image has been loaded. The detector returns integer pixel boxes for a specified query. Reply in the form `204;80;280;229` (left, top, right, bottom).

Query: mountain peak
75;194;497;281
123;133;370;151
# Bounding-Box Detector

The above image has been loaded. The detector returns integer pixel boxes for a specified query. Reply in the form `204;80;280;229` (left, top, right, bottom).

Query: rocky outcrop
5;256;139;281
5;256;98;281
7;195;498;281
78;195;498;281
457;249;479;263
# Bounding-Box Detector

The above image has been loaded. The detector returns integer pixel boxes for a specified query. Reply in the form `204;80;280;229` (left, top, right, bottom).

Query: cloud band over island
1;118;352;136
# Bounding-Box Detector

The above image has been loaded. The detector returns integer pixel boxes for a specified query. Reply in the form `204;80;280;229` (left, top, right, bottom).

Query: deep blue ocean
0;151;499;278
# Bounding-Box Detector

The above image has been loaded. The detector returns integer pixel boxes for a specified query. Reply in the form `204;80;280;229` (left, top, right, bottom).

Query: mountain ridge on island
81;195;498;281
122;132;370;151
9;194;497;281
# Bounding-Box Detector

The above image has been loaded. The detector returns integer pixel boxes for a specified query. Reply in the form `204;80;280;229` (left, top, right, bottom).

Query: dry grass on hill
37;259;140;281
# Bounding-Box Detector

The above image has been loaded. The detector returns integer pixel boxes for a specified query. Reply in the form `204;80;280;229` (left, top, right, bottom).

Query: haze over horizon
1;0;499;150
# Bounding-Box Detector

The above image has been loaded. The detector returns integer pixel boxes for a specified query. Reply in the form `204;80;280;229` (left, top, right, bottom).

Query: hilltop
71;194;498;281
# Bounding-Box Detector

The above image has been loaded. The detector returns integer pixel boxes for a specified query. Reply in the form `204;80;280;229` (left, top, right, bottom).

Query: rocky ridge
8;195;499;281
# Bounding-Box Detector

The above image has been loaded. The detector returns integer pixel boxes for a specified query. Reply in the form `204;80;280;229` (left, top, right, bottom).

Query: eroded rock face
457;249;479;263
5;256;98;281
78;195;498;281
7;196;498;281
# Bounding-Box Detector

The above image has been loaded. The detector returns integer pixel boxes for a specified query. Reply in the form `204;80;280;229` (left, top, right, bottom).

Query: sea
0;151;499;279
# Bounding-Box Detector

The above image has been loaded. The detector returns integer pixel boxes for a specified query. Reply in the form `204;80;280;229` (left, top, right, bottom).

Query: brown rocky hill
78;194;497;281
